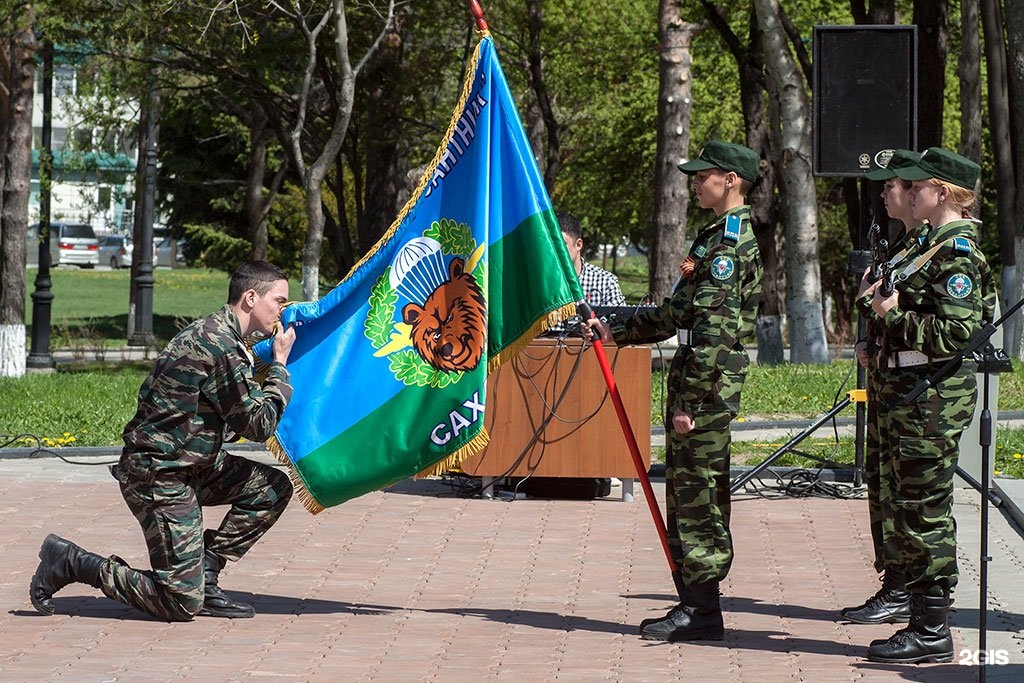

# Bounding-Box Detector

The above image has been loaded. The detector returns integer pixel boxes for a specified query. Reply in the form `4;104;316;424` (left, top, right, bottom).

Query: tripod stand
729;389;863;494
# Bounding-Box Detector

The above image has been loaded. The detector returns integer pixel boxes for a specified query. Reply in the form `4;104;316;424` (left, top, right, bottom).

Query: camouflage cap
892;146;980;190
864;149;921;181
677;140;760;182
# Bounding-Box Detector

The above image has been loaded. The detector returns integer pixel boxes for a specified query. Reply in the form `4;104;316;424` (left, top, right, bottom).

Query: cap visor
677;159;715;174
864;168;895;181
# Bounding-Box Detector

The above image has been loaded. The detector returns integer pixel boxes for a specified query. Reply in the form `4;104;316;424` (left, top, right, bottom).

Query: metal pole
27;38;55;371
128;82;157;346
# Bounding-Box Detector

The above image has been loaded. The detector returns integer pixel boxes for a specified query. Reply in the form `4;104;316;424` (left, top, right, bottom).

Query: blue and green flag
255;33;582;513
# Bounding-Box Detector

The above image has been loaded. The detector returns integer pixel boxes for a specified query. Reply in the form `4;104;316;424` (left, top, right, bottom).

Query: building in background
29;51;137;235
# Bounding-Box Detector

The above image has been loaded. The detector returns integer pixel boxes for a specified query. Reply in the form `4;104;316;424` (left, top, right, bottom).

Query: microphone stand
896;296;1021;683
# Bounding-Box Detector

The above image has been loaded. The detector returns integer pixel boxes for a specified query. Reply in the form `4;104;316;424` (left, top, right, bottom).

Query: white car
26;222;99;268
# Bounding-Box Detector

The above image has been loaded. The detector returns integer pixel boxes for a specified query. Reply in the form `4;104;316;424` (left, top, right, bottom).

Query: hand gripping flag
255;33;583;513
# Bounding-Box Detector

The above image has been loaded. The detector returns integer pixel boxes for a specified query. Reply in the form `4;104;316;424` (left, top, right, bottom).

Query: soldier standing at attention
30;260;297;622
588;140;762;641
863;148;994;663
842;149;924;626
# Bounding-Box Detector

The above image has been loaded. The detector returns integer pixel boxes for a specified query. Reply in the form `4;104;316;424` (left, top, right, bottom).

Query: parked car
25;222;99;268
98;234;133;269
155;236;187;267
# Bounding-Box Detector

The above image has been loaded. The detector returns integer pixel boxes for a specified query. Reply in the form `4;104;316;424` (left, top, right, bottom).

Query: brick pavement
1;455;1021;682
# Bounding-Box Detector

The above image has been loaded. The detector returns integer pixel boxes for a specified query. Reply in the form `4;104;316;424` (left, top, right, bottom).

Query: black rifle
867;222;896;296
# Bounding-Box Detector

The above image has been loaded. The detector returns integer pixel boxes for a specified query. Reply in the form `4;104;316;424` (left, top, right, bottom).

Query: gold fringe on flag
487;302;579;372
265;434;325;515
415;428;492;478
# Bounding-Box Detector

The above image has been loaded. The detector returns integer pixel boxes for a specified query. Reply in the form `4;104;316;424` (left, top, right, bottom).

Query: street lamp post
128;84;157;346
27;38;55;371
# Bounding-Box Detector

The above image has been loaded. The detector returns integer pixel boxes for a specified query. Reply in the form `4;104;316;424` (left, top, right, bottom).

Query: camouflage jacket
121;304;292;471
874;219;995;360
610;205;762;408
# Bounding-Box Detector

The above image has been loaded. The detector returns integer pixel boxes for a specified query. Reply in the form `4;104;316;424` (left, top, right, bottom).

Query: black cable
734;359;864;500
0;432;119;466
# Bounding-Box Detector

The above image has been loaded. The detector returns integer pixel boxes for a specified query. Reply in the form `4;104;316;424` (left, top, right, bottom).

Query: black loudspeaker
812;25;917;177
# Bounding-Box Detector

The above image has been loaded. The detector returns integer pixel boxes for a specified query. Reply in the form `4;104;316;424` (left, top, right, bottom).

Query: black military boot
866;593;954;664
197;549;255;619
640;582;724;641
29;534;105;616
638;603;686;633
841;569;911;624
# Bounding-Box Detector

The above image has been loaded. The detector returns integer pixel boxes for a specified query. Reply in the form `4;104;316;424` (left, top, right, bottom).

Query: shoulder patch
952;237;972;254
946;273;973;299
722;214;742;243
710;255;735;281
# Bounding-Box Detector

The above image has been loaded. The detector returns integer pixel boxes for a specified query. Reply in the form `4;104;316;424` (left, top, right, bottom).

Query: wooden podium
459;338;651;500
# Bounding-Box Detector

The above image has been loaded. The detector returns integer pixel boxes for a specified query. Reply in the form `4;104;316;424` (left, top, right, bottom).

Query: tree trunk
358;27;403;258
0;21;35;377
285;0;393;301
702;2;784;363
246;114;271;261
526;0;561;193
1002;0;1024;357
959;0;982;165
983;0;1019;355
850;0;896;24
914;0;949;149
754;0;829;364
650;0;699;301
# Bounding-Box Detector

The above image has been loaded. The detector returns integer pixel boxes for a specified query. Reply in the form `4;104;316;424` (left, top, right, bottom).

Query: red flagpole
579;304;686;601
467;0;489;31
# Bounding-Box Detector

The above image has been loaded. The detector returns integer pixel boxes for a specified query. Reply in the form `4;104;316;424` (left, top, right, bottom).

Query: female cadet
863;147;994;664
841;149;924;626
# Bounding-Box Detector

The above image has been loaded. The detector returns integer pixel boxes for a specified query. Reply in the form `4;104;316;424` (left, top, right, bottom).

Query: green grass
24;267;303;347
0;362;148;448
5;269;1024;479
651;360;861;424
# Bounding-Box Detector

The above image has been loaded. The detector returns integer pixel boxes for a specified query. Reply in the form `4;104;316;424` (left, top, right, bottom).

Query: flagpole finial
467;0;489;31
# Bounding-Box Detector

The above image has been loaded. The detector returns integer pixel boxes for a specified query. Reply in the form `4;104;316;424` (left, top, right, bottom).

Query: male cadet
557;211;626;307
30;260;296;621
588;141;762;641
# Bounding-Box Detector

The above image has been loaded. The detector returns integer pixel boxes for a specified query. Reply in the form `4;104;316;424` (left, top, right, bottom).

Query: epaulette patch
694;244;707;259
952;237;972;254
722;214;742;243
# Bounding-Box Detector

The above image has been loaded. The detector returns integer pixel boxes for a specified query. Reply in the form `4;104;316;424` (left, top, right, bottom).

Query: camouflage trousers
876;364;976;595
98;451;293;621
664;371;744;585
864;368;898;574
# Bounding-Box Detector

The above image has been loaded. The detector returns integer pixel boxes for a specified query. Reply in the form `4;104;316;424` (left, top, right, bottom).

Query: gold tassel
266;435;325;515
415;428;491;478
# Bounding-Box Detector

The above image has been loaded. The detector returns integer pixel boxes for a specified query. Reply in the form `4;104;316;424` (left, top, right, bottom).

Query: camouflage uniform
99;304;293;621
856;225;927;576
611;206;761;584
872;220;994;597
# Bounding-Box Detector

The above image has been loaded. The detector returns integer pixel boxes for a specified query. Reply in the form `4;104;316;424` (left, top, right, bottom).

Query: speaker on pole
812;25;917;177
